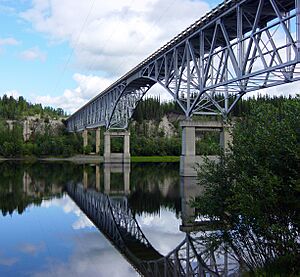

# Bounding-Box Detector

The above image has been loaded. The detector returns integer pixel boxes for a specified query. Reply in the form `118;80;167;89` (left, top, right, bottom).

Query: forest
0;94;298;157
0;94;65;119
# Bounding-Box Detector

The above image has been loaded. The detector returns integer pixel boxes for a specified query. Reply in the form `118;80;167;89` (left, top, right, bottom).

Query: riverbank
0;155;180;163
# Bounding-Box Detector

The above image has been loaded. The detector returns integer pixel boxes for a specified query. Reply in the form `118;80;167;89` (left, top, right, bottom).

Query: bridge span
66;0;300;131
65;0;300;176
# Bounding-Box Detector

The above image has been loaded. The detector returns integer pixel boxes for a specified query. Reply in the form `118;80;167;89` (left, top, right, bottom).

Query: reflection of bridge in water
67;164;241;276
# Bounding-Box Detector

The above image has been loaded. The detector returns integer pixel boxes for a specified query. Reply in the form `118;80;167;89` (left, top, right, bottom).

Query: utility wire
76;0;179;108
51;0;96;96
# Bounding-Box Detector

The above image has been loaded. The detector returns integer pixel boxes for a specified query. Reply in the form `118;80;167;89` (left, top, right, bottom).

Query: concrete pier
96;128;101;154
104;163;130;195
96;165;100;191
82;129;88;153
83;168;88;189
104;131;130;163
180;177;203;232
180;120;232;177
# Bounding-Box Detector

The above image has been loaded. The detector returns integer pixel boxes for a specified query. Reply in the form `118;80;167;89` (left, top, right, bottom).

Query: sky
0;0;224;114
0;0;297;115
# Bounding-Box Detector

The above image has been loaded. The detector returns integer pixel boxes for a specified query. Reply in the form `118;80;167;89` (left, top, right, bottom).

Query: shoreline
0;155;180;163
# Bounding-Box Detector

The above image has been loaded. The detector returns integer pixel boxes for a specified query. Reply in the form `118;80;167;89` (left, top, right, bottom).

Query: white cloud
0;251;18;266
32;73;113;113
20;46;46;61
0;37;20;46
31;73;173;113
1;89;20;99
20;0;210;76
136;208;185;255
38;196;138;276
41;195;94;229
32;232;138;277
18;242;45;255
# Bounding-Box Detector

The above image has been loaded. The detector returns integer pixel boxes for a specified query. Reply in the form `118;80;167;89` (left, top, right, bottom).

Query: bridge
65;0;300;175
66;182;240;276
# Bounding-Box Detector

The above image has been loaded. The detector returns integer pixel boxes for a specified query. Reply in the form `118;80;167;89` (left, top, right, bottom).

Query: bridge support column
180;120;231;177
96;165;100;191
220;124;232;153
95;128;101;154
124;164;130;195
180;177;203;232
104;132;111;162
83;167;88;189
82;129;88;153
104;165;110;194
104;131;130;163
180;123;196;177
103;163;130;195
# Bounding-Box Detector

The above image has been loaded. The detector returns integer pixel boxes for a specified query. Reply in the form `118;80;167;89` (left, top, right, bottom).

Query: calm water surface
0;162;242;276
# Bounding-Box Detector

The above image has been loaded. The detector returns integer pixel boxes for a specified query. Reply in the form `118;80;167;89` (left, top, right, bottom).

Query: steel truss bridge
66;0;300;131
67;183;240;276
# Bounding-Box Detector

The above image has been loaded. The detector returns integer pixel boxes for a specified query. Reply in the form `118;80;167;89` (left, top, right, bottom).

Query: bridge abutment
180;120;232;177
104;131;130;163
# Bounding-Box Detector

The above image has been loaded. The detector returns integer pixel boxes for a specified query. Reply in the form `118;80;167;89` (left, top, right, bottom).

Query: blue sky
0;0;225;113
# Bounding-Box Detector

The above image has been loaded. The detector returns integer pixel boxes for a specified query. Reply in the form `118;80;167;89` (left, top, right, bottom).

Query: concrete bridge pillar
104;164;111;194
180;177;203;232
180;120;232;177
83;168;88;189
124;131;130;158
82;129;88;153
95;165;100;191
180;124;197;177
104;131;130;163
220;124;233;152
104;132;111;162
96;128;101;154
103;163;130;195
124;163;130;195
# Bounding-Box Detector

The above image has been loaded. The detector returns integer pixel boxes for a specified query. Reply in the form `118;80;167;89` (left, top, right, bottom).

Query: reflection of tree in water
0;162;82;216
193;101;300;275
129;163;181;216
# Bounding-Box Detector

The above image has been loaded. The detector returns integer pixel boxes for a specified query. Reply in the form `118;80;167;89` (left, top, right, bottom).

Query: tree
193;97;300;275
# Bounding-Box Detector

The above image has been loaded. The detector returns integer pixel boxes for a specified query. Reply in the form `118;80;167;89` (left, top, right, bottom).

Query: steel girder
66;0;300;131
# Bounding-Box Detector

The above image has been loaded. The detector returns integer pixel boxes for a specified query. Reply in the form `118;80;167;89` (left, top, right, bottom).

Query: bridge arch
107;76;185;129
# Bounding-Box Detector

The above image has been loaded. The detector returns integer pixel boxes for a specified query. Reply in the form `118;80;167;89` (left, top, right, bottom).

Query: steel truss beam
66;0;300;131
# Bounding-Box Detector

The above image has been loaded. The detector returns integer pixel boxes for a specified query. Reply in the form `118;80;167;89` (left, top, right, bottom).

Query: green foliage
0;94;298;158
83;145;92;155
132;97;183;123
195;132;221;155
0;162;82;216
129;163;181;216
0;95;66;120
111;137;124;153
0;121;82;157
131;156;180;162
130;135;181;156
0;124;23;157
193;97;300;274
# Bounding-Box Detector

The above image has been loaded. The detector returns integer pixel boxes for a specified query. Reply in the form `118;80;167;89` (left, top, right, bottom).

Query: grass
131;156;180;163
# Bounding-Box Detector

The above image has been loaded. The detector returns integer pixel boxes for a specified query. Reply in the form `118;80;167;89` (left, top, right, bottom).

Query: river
1;161;295;276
